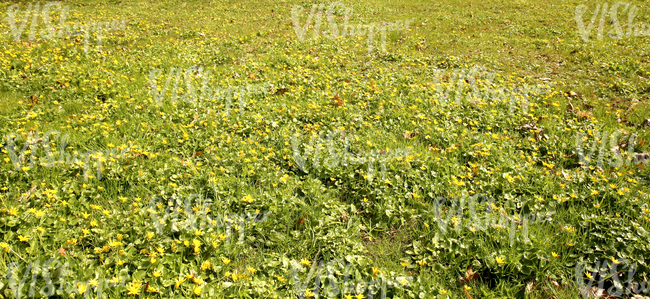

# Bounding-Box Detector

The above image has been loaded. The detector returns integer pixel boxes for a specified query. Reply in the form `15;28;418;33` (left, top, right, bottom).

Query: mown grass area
0;0;649;298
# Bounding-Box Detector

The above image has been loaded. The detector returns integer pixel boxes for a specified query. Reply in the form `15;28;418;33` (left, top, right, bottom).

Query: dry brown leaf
581;287;616;299
332;93;344;106
296;215;307;226
567;101;574;112
273;87;287;95
525;280;535;293
577;110;593;119
460;266;479;284
403;131;417;139
19;185;37;202
463;288;473;299
58;247;67;256
551;280;560;289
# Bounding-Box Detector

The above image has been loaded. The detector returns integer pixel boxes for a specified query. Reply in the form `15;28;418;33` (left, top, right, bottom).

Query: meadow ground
0;0;650;298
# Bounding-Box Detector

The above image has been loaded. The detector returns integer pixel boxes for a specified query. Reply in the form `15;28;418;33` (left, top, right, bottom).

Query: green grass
0;0;649;298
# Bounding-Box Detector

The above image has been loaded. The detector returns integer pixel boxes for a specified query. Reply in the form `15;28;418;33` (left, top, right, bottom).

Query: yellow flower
276;275;286;282
77;283;88;294
153;270;163;277
18;235;29;242
8;208;18;216
222;257;231;265
300;258;311;266
174;278;186;288
416;260;426;266
552;252;559;258
34;210;44;217
108;240;124;247
0;242;9;252
440;289;449;295
201;260;211;271
193;286;202;296
81;212;90;219
496;256;505;264
400;262;408;267
90;220;98;227
355;294;365;299
345;295;353;299
192;239;202;247
241;195;254;203
126;281;143;295
146;232;155;239
464;285;472;291
400;278;408;286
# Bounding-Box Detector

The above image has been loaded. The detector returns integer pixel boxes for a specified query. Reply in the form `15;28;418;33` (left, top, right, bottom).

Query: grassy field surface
0;0;650;298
